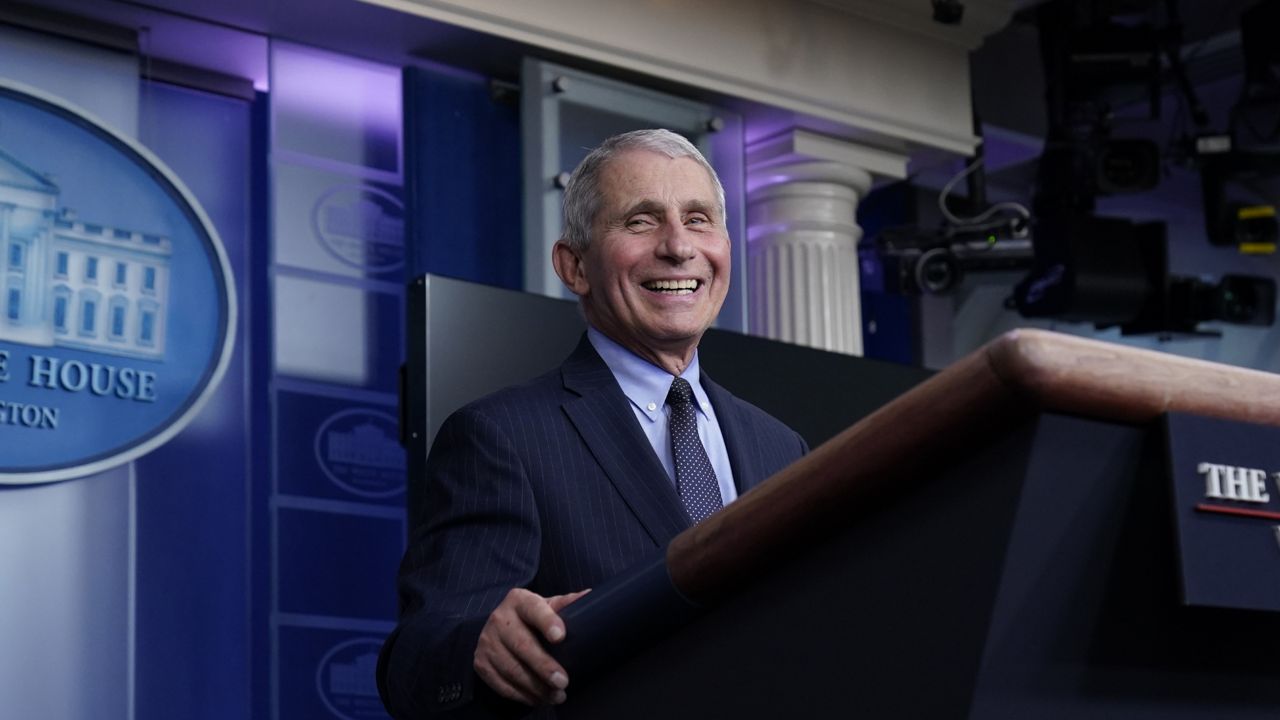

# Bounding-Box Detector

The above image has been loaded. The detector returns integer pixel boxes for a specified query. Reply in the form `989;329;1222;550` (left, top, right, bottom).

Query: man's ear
552;240;590;297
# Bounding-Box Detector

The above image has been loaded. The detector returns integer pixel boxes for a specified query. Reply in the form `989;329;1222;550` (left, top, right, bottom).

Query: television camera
870;0;1278;337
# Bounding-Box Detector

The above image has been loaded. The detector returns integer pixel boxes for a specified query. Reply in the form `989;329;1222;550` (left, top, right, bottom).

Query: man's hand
474;588;590;706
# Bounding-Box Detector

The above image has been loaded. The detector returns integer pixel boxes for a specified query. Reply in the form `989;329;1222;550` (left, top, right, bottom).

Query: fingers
474;631;556;706
547;588;591;613
474;588;580;706
473;644;539;706
514;588;571;645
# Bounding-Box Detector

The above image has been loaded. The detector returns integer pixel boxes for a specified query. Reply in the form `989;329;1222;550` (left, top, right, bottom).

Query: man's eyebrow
683;199;716;217
617;199;666;219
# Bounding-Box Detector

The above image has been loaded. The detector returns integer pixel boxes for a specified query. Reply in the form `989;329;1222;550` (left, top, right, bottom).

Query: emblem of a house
0;147;170;359
327;421;403;470
327;652;380;701
315;409;405;498
317;640;386;720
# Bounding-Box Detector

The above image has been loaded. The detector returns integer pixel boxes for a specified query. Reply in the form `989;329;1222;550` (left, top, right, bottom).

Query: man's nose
655;221;696;261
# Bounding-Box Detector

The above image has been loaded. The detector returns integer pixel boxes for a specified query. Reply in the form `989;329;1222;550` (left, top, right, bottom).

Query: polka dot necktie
667;377;723;524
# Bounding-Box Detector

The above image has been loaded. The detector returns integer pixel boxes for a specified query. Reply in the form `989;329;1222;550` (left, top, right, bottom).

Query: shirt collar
586;326;713;422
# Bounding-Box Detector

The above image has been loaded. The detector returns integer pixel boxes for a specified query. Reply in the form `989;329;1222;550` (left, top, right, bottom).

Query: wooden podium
553;329;1280;719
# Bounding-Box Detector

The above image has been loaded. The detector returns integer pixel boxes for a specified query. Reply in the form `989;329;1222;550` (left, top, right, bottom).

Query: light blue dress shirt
586;327;738;507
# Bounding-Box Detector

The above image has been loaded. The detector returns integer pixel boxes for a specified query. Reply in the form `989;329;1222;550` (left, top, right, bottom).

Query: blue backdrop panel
249;90;273;720
277;507;401;619
279;626;390;720
133;82;253;720
403;64;521;288
276;389;404;504
271;161;405;282
270;44;410;720
272;275;404;393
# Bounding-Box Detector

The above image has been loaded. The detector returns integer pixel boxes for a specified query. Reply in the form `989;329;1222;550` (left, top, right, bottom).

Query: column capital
748;160;872;201
743;130;888;356
747;129;909;181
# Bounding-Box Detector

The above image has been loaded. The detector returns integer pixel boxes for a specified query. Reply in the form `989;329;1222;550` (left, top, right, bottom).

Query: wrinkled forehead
596;150;718;216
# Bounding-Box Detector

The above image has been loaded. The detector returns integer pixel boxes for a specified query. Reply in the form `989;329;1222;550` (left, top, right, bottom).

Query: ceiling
2;0;1007;152
6;0;1273;192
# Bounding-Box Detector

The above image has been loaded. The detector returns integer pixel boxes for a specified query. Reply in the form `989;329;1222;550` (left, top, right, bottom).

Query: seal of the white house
315;637;387;720
0;80;236;484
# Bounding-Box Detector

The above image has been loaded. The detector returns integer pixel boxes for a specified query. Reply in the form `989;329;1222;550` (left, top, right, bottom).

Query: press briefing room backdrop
1;0;1278;718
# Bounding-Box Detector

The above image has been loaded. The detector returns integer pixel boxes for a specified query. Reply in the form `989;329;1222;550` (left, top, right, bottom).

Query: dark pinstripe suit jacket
378;335;808;719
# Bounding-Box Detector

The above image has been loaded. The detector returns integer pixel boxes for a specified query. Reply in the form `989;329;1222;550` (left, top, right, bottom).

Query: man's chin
641;326;710;352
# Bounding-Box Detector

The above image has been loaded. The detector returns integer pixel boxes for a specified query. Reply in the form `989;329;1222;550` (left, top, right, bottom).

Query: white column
746;130;908;356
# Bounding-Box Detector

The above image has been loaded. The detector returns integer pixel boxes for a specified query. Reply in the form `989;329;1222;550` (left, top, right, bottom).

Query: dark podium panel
563;414;1280;718
554;329;1280;719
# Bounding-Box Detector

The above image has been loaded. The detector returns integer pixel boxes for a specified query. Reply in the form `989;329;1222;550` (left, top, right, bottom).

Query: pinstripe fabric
378;335;808;719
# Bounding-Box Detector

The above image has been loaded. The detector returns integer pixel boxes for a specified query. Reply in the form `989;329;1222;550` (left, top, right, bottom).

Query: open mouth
642;279;701;295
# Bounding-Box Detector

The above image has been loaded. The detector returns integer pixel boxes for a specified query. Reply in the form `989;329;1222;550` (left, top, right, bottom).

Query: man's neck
587;326;698;377
643;348;695;376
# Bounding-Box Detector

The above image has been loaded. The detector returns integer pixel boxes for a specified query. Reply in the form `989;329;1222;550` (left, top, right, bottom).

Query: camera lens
915;247;960;295
1215;275;1276;325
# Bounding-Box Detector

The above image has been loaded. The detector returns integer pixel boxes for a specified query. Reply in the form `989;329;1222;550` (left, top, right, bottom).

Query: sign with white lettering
0;81;235;483
1166;413;1280;613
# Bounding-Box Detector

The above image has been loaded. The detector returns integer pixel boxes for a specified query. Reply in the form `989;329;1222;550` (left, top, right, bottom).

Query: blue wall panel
248;90;274;720
279;627;387;720
277;508;401;619
272;272;404;393
276;389;405;504
133;81;254;720
404;64;522;289
269;43;405;720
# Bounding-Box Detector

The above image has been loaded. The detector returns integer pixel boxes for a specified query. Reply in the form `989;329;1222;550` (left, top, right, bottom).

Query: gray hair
560;128;726;252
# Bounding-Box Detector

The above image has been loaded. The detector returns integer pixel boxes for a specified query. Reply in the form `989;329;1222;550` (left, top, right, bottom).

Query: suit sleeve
378;406;542;719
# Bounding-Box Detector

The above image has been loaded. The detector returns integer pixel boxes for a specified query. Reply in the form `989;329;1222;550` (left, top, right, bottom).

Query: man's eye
686;215;709;225
626;217;653;229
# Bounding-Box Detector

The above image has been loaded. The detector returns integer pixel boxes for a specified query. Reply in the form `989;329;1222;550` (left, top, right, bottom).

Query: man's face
559;149;731;365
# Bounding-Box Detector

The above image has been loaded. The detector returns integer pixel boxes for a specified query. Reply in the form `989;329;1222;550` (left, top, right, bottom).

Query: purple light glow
139;12;270;91
272;42;402;139
980;125;1042;174
746;171;796;194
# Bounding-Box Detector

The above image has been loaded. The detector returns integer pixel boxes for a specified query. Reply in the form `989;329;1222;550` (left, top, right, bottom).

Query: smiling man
378;129;808;719
553;139;730;378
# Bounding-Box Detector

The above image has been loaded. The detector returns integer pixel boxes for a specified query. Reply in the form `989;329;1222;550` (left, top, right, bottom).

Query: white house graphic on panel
328;652;380;698
0;146;170;360
327;422;405;470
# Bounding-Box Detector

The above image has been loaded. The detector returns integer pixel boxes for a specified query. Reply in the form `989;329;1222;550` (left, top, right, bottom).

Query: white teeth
644;279;699;292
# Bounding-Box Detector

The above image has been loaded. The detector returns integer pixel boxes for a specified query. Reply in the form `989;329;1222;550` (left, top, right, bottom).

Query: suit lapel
560;336;691;546
703;374;763;495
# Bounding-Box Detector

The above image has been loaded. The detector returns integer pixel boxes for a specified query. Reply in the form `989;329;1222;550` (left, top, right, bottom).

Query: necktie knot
667;376;694;408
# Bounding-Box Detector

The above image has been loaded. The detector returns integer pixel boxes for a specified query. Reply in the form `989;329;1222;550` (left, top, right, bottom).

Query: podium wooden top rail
668;328;1280;605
